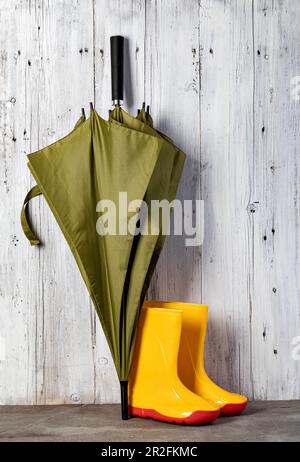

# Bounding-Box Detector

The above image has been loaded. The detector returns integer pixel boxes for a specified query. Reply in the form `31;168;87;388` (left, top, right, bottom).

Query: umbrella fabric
22;109;164;380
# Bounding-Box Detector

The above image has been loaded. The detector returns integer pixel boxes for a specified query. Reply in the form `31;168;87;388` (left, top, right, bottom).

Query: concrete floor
0;401;299;442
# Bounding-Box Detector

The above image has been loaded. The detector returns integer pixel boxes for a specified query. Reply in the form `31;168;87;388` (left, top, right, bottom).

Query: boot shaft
129;307;183;387
143;301;209;382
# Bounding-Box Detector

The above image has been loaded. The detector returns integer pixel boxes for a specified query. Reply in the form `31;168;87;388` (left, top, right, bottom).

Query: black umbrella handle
110;36;124;106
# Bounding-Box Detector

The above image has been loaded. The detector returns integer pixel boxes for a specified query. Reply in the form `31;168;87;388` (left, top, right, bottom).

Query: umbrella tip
81;107;86;119
89;101;94;111
142;101;145;110
137;109;140;116
120;381;129;420
146;105;150;113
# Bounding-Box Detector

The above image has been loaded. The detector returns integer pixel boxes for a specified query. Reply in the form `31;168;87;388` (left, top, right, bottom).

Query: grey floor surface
0;401;299;442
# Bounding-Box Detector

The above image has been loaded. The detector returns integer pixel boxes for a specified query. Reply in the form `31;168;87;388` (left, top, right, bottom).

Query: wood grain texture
199;0;254;397
251;0;300;399
0;0;299;404
0;0;96;405
146;0;202;303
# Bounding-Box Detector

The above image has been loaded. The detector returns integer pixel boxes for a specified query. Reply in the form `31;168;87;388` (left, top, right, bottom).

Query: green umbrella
21;37;186;419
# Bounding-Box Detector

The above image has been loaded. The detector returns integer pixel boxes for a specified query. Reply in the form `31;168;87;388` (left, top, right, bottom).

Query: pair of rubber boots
129;301;247;425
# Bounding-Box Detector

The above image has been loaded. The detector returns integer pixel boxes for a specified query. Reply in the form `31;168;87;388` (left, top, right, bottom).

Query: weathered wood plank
199;0;253;397
252;0;300;399
0;0;96;404
145;0;202;304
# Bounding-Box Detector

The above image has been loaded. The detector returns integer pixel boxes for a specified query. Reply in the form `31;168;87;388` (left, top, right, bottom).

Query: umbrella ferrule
120;380;129;420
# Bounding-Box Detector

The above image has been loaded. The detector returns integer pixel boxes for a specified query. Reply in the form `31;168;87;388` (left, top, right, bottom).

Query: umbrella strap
21;185;42;246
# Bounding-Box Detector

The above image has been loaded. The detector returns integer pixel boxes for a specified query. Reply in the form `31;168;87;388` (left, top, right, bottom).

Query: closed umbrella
21;36;186;419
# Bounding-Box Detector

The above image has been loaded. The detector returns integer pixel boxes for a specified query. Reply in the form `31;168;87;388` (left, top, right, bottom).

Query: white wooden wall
0;0;299;404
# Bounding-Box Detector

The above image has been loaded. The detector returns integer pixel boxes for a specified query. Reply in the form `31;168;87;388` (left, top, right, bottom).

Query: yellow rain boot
128;307;220;424
144;301;248;416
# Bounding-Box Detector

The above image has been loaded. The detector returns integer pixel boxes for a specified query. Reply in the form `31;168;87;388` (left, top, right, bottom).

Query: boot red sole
220;401;248;416
129;406;220;425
